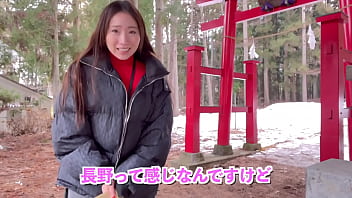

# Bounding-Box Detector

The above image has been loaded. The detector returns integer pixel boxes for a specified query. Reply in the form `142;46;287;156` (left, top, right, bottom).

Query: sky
171;102;350;167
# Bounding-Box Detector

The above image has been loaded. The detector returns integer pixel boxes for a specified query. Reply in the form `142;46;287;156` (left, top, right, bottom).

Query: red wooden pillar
244;60;259;144
184;46;204;153
340;0;352;50
243;60;262;151
340;0;352;160
317;13;347;161
214;0;237;155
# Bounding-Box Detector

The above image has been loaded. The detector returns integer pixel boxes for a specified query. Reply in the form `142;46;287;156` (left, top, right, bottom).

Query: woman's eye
129;31;137;34
112;29;119;33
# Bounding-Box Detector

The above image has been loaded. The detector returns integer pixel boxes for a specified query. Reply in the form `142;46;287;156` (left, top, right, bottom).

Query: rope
224;24;311;42
339;4;352;10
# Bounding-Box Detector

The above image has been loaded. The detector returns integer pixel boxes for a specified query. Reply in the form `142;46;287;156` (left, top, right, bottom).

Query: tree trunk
168;17;179;116
200;7;214;106
243;0;249;61
313;75;319;99
72;0;81;58
165;13;170;72
154;0;163;60
283;43;290;102
301;7;308;102
242;0;249;105
263;61;270;106
189;1;197;45
284;77;290;102
210;41;218;105
302;73;307;101
292;75;297;101
51;0;60;101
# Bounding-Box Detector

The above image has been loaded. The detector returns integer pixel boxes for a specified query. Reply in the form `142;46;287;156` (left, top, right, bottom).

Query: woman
51;1;173;198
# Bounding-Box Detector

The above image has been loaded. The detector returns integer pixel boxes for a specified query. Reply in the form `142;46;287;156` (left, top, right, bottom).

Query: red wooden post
215;0;238;155
340;0;352;50
184;46;204;153
340;0;352;160
317;13;347;161
244;60;260;144
242;60;262;151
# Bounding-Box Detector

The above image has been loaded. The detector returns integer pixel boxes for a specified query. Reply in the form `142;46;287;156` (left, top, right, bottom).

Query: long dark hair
60;0;154;125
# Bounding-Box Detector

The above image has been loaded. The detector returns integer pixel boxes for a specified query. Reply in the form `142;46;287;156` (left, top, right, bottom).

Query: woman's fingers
101;183;116;198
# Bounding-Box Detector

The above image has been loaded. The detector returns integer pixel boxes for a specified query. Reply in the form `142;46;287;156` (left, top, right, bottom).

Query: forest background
0;0;340;115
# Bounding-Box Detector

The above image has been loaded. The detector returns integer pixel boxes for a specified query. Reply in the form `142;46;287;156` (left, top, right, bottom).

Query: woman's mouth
118;48;130;52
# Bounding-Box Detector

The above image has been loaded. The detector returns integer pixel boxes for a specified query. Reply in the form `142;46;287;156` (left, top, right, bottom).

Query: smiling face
106;12;140;60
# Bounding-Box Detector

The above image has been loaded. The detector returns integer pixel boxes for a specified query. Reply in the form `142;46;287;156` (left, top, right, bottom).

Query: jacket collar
80;54;169;83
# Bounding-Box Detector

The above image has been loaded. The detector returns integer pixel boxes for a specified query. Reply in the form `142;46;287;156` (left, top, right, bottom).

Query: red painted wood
244;60;260;144
201;0;321;31
317;13;346;161
217;0;238;146
184;46;204;153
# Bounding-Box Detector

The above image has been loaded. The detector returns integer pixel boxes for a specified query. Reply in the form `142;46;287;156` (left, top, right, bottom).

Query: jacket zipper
79;60;166;169
114;76;165;169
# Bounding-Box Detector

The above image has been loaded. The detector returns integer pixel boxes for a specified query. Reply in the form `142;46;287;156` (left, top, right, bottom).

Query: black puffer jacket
52;55;173;198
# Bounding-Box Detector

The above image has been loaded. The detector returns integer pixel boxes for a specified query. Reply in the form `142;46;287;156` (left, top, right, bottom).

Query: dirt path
0;132;306;198
0;132;65;198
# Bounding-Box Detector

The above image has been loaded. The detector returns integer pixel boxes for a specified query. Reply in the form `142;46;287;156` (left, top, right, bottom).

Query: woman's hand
101;182;117;198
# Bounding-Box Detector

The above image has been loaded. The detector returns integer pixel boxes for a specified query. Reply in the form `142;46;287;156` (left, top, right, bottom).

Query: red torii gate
318;11;352;161
182;0;352;163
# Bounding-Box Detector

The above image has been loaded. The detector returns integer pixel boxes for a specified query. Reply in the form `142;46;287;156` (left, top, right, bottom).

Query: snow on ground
171;102;350;167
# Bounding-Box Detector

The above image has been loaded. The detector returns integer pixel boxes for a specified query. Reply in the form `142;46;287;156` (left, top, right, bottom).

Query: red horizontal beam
201;0;321;31
200;66;248;80
199;106;248;113
201;15;224;31
316;11;347;23
233;72;248;80
235;0;321;23
200;106;220;113
200;66;222;76
199;66;248;79
232;106;248;112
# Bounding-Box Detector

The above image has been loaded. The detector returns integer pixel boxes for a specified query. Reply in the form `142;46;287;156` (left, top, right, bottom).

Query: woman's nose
119;32;129;43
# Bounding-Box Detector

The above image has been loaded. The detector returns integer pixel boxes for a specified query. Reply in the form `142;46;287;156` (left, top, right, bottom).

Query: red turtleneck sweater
109;53;146;96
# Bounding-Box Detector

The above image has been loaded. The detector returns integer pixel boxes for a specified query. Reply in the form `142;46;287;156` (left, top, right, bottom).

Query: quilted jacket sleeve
51;84;110;196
